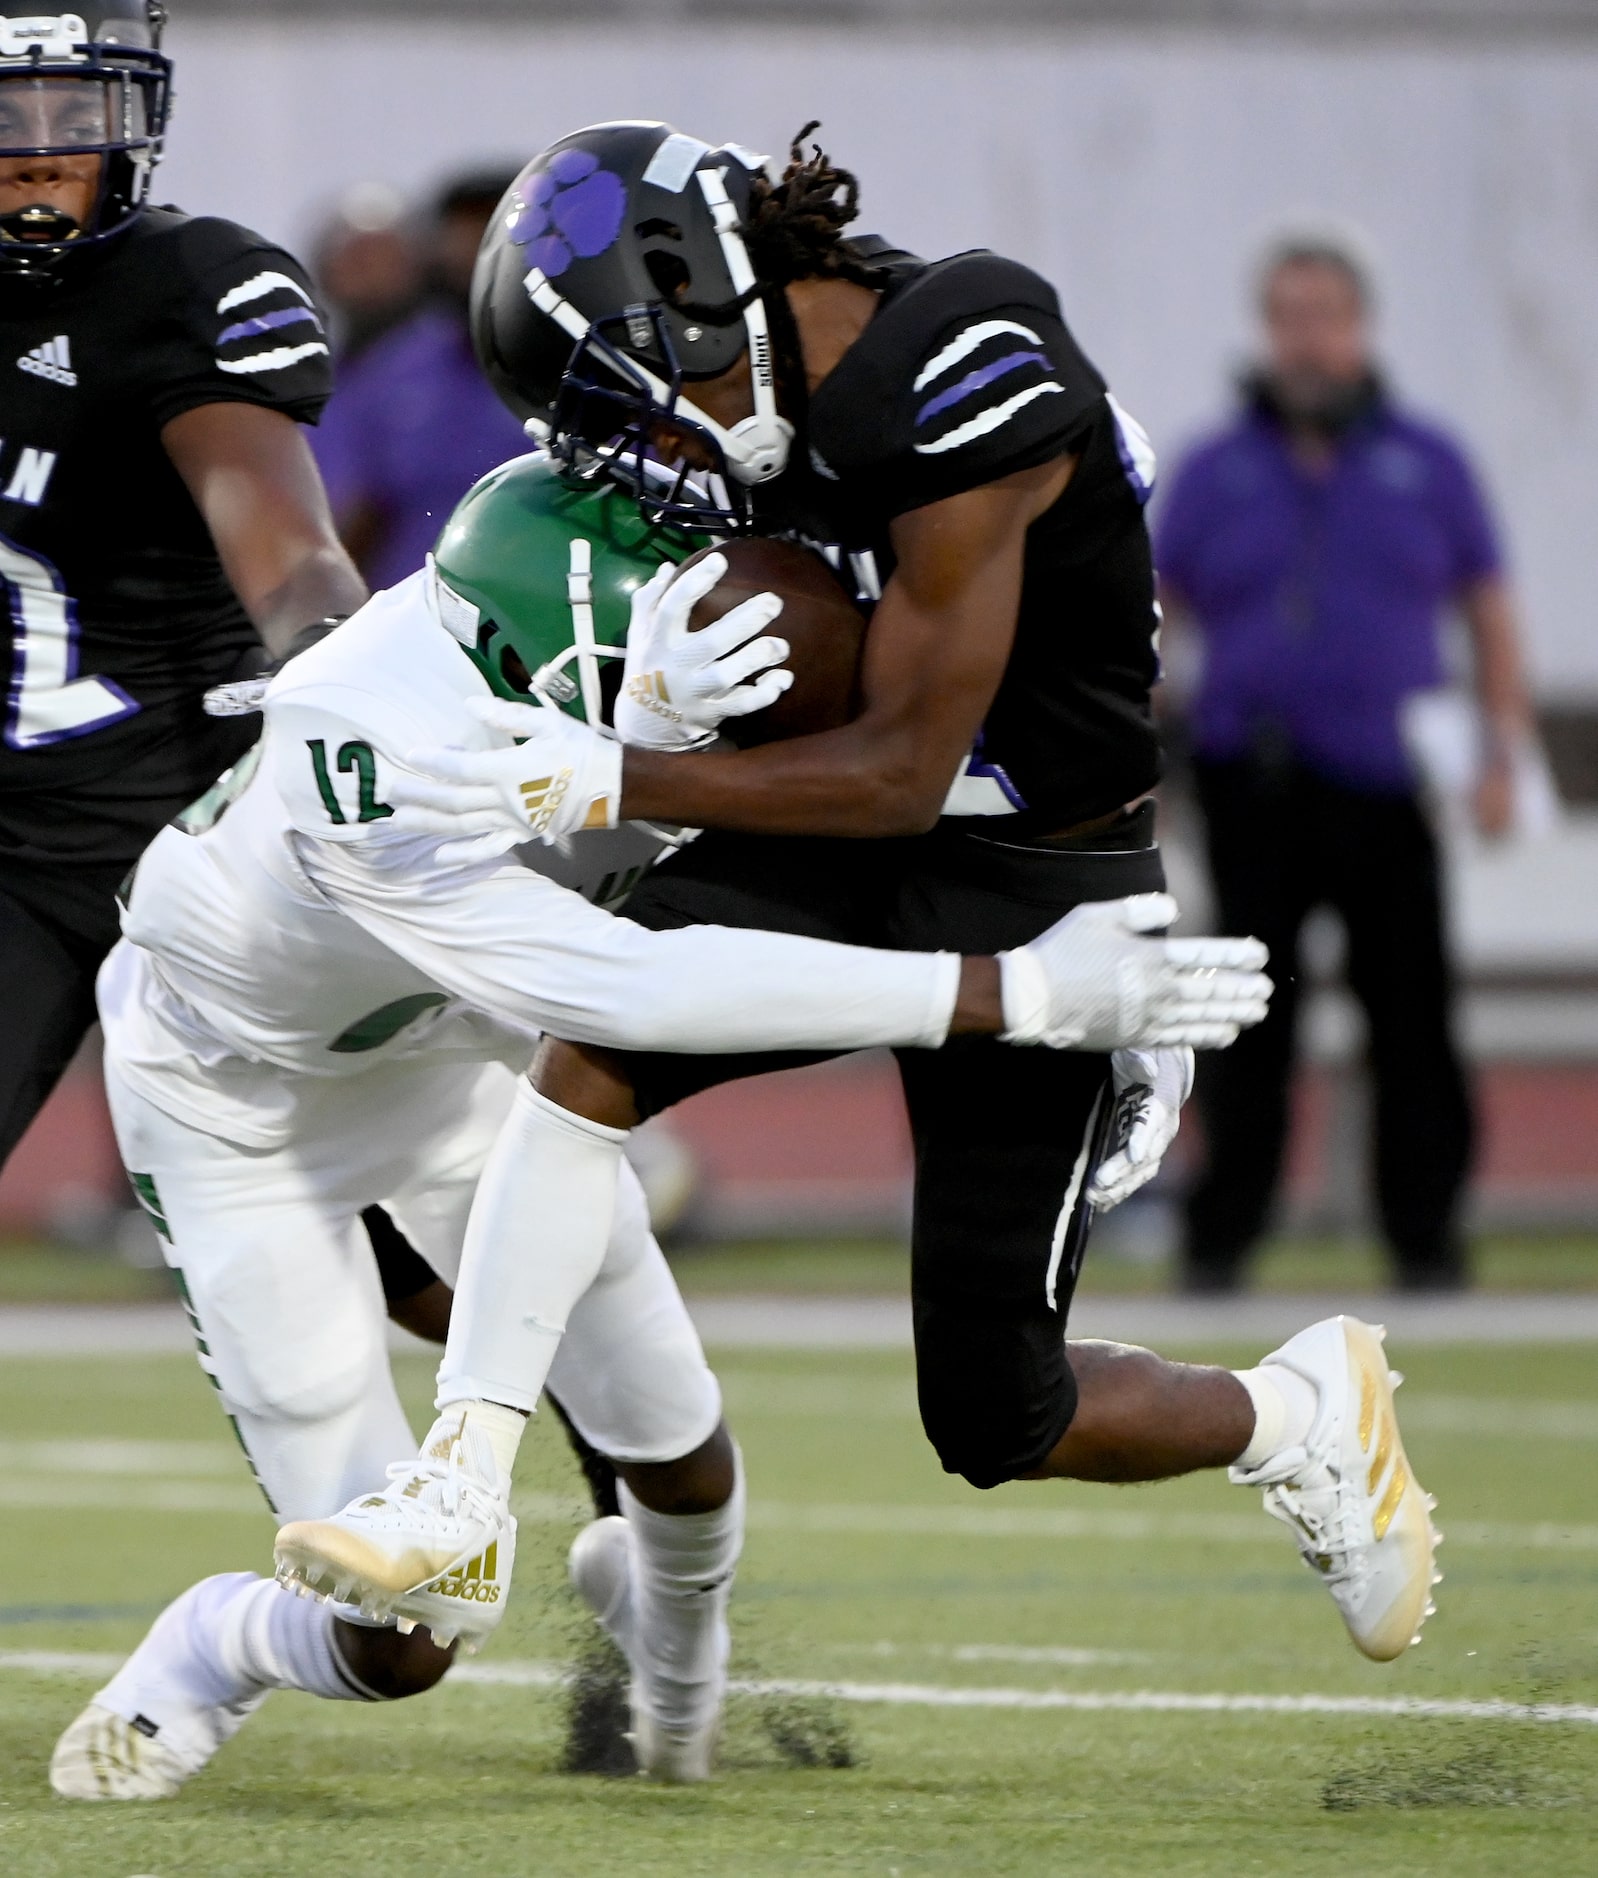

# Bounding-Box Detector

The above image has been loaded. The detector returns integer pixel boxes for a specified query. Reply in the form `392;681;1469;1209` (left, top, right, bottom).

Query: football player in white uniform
50;454;1269;1798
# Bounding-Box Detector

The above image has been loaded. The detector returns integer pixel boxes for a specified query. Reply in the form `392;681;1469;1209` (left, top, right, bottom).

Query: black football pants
1184;758;1474;1290
0;858;127;1174
614;813;1166;1490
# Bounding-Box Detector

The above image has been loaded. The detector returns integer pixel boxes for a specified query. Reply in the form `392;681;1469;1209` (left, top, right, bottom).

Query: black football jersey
760;248;1162;830
0;208;332;866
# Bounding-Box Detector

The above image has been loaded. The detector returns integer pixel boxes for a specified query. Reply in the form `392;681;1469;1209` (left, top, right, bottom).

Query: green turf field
4;1228;1598;1303
1;1340;1594;1875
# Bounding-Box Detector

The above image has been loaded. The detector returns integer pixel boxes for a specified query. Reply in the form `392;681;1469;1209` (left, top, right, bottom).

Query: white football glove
614;553;793;752
388;697;623;863
998;892;1271;1051
1087;1046;1195;1211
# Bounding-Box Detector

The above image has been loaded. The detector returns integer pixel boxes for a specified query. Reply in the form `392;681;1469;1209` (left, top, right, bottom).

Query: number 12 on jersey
3;535;140;750
307;738;394;825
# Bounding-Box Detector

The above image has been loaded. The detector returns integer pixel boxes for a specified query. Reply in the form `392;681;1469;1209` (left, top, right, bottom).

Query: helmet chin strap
693;165;792;486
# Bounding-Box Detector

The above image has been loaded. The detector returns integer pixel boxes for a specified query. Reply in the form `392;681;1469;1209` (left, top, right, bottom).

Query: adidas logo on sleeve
17;335;76;387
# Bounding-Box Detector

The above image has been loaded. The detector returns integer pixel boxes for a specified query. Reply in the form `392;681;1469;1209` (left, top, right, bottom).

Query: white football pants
103;1054;721;1524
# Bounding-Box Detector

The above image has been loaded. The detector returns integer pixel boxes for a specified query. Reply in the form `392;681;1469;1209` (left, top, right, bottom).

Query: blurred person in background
1156;228;1536;1295
0;3;365;1176
310;181;420;363
312;167;528;588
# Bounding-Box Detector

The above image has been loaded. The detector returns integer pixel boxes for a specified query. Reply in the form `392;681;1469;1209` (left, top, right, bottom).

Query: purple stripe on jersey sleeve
916;349;1054;428
968;728;1028;808
218;305;322;347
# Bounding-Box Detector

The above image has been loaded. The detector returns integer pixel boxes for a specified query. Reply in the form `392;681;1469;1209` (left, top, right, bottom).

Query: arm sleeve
141;219;333;429
261;688;959;1052
1434;435;1504;590
295;831;960;1055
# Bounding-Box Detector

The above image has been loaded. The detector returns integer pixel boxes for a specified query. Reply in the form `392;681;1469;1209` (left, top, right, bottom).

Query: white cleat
568;1516;725;1784
50;1703;198;1801
274;1412;515;1654
569;1515;635;1635
629;1688;724;1786
50;1575;269;1801
1231;1316;1439;1662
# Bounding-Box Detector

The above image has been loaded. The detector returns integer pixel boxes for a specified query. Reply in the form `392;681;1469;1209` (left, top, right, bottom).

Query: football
678;537;867;747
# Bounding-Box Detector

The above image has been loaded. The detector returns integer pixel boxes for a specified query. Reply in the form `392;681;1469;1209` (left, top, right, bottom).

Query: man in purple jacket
313;170;528;589
1156;230;1535;1293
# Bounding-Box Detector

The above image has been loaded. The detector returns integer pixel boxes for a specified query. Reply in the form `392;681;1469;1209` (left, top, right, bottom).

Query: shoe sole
1342;1318;1442;1662
274;1519;436;1605
275;1520;515;1653
631;1699;723;1783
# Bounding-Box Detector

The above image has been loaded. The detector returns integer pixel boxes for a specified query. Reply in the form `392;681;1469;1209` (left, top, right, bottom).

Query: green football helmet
430;452;707;724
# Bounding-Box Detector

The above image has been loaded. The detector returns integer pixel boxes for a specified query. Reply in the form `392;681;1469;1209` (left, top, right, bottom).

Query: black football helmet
471;121;794;533
0;4;171;278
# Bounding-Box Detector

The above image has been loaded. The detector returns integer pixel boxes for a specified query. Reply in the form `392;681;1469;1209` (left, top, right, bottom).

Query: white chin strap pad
720;410;794;485
693;164;793;486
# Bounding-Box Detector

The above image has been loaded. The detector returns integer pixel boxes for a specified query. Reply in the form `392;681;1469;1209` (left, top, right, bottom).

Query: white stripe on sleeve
215;340;331;376
912;319;1044;393
216;270;316;315
914;380;1066;455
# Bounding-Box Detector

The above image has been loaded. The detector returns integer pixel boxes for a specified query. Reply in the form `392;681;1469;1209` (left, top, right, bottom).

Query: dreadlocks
743;121;884;291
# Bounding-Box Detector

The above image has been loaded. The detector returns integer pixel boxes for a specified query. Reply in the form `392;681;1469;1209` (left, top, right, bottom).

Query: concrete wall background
157;14;1598;697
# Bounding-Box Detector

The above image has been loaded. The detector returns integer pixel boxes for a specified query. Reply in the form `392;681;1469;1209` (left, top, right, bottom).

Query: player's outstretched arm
163;402;367;657
267;694;1267;1061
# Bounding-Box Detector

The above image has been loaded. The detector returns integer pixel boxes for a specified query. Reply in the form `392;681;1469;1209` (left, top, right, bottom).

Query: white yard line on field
0;1478;267;1516
2;1465;1597;1554
719;1377;1598;1441
2;1650;1594;1727
863;1641;1148;1667
0;1439;241;1475
740;1497;1598;1556
1396;1396;1598;1441
7;1291;1598;1356
4;1386;1597;1490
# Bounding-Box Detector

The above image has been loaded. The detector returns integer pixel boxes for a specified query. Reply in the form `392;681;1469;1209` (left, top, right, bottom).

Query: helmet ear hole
499;644;533;695
595;657;626;730
643;247;691;303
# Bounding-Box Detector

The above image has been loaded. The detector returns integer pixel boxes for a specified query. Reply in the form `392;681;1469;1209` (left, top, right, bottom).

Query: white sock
436;1079;628;1415
415;1399;526;1484
1231;1362;1319;1470
214;1574;379;1701
94;1573;374;1769
618;1447;745;1727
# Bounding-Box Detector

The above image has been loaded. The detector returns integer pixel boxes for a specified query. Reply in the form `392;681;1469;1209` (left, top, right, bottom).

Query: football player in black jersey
463;121;1236;1491
0;5;367;1170
371;122;1437;1693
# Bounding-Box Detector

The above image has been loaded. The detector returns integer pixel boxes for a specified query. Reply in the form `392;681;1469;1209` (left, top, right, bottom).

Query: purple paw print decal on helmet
507;148;627;279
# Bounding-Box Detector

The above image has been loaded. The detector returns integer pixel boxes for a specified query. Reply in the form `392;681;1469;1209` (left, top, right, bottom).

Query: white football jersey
102;571;956;1147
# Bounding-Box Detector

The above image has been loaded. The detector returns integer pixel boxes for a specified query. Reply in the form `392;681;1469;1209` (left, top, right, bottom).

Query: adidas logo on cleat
422;1541;502;1603
18;335;76;386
